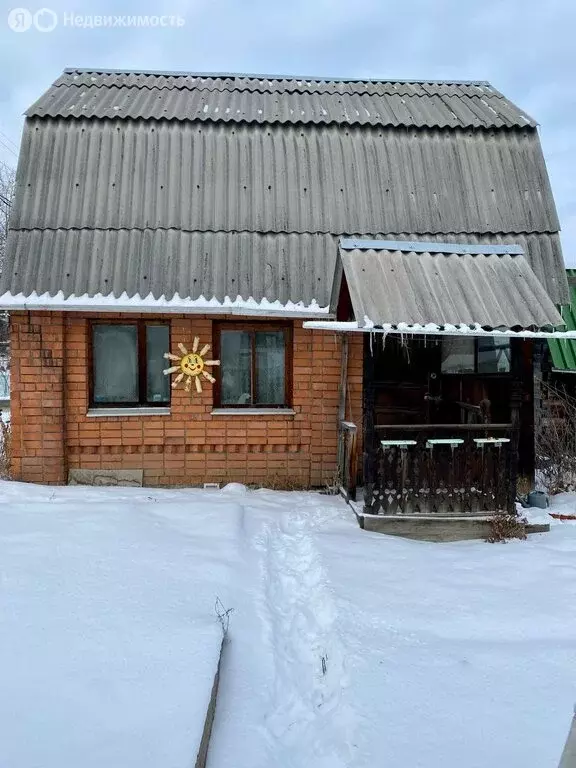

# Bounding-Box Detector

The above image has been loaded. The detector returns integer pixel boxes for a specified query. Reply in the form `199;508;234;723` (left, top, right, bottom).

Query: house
1;69;574;527
547;269;576;390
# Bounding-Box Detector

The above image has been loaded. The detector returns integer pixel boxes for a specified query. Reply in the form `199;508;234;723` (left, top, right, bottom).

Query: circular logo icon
33;7;57;31
7;7;32;31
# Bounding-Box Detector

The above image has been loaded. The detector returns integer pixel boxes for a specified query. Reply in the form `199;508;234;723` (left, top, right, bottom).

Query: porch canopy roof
317;239;568;338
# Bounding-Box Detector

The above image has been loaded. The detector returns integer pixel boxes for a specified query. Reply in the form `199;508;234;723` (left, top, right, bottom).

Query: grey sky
1;0;575;265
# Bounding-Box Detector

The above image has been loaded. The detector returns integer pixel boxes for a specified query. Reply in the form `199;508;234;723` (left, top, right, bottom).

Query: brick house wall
10;311;363;487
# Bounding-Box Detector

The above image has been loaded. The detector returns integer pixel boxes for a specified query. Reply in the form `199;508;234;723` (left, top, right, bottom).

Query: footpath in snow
1;481;575;767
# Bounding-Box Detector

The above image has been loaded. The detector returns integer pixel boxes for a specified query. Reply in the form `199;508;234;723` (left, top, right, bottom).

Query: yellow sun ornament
163;337;220;394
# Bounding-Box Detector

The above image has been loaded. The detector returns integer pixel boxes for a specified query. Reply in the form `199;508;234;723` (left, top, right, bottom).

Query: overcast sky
1;0;575;265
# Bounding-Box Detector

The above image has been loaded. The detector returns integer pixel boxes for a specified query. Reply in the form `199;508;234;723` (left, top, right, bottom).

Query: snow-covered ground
0;483;238;768
1;481;575;768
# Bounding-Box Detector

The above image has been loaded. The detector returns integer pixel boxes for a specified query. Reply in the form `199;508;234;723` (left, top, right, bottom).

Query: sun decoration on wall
163;337;220;394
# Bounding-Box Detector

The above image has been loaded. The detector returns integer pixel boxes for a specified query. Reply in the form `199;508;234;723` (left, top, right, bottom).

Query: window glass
256;331;285;404
478;337;511;373
146;325;170;403
441;337;475;374
93;325;138;403
220;331;252;405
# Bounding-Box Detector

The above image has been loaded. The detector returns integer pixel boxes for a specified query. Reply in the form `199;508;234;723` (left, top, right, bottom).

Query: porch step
355;512;549;542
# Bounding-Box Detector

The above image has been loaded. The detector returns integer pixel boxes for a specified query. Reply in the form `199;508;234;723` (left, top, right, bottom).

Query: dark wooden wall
370;335;516;426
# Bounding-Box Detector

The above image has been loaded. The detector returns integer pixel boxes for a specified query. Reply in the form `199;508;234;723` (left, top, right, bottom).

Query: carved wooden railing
338;421;358;501
365;424;517;515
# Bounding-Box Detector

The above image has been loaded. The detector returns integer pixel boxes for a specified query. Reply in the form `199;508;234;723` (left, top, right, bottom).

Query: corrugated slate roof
26;70;536;129
0;230;564;309
1;230;334;307
340;233;566;302
549;270;576;371
337;240;564;330
12;119;558;235
1;68;567;311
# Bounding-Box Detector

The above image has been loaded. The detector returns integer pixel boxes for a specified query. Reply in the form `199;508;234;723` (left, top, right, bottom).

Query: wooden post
363;334;376;512
348;426;358;502
533;339;545;488
509;338;523;512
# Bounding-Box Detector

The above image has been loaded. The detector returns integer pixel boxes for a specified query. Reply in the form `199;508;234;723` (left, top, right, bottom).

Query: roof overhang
0;230;336;315
302;320;576;340
0;291;331;318
331;239;564;333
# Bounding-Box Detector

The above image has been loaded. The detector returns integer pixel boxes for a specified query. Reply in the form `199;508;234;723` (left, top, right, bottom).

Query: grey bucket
527;491;549;509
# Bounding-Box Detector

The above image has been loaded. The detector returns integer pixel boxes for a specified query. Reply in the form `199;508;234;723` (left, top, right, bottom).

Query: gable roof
0;69;568;312
335;239;563;331
27;69;537;129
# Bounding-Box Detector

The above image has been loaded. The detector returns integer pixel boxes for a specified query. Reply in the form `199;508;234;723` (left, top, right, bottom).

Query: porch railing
365;424;517;515
338;421;358;501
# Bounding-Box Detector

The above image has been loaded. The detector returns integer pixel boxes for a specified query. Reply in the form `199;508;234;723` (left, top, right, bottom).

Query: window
477;337;511;373
215;324;291;407
91;322;170;407
441;337;511;374
440;338;475;374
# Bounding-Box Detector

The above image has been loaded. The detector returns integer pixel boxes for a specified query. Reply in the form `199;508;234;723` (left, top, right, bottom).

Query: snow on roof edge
302;320;576;339
339;238;525;255
0;291;331;317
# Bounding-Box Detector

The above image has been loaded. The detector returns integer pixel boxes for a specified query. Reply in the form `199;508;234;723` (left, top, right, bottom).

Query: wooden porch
367;423;515;515
338;335;533;520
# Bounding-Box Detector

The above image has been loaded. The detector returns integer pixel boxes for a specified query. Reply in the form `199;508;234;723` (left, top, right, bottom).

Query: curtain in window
146;325;170;403
478;338;511;373
93;325;138;403
220;331;252;404
256;331;285;404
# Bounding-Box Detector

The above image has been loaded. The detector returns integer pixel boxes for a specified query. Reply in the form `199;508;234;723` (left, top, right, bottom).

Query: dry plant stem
536;381;576;494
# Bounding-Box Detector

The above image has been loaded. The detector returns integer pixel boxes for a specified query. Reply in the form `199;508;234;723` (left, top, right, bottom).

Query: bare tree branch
0;164;15;345
536;381;576;494
0;164;15;277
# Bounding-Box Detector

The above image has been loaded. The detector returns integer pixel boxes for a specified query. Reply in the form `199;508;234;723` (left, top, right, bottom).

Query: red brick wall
10;311;363;487
10;312;67;483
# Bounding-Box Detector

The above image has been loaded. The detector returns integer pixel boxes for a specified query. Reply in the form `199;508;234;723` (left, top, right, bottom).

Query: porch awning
331;239;564;332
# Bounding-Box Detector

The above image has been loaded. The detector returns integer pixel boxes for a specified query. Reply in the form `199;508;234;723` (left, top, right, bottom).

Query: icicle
369;330;374;356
